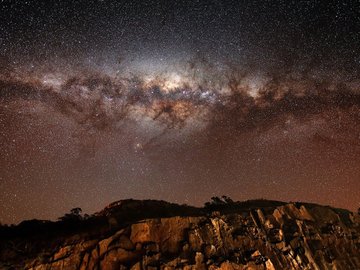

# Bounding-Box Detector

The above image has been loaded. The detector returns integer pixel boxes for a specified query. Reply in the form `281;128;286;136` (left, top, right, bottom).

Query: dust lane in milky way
1;59;359;224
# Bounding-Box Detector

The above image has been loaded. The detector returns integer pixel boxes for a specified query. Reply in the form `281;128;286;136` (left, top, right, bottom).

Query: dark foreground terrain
0;199;359;269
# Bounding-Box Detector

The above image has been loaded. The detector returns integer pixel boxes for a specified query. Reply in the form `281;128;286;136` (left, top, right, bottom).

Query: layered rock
14;203;360;270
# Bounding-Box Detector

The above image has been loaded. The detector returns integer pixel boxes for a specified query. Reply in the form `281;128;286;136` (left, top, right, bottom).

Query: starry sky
0;0;359;224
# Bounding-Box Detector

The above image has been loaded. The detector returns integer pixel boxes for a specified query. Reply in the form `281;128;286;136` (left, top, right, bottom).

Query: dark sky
0;0;359;224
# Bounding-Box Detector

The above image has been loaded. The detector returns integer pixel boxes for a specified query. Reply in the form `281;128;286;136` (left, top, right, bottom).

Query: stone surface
1;202;359;270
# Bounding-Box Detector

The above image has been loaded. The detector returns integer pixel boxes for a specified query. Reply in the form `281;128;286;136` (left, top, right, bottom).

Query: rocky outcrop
10;203;359;270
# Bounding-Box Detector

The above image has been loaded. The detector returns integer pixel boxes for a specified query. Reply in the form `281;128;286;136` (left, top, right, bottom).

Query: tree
204;196;235;208
70;207;82;217
58;207;83;221
222;195;234;204
211;196;225;205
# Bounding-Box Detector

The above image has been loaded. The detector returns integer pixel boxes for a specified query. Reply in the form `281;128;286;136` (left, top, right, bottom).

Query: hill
0;198;359;269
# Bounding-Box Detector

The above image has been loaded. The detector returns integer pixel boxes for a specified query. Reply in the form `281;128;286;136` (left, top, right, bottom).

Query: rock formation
0;200;359;269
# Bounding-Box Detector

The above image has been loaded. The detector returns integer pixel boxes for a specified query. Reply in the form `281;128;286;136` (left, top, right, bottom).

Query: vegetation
203;196;286;213
58;208;90;221
0;197;353;267
204;196;235;208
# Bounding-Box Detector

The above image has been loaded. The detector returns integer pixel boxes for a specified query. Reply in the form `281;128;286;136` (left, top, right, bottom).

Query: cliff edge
0;199;359;269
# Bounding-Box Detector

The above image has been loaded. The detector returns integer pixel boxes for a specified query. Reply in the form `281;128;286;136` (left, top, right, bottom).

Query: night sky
0;0;359;224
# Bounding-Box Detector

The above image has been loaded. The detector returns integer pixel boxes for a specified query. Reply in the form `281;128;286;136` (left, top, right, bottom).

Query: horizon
1;196;356;226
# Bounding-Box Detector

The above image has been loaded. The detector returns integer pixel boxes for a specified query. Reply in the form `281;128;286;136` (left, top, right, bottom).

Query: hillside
0;199;359;269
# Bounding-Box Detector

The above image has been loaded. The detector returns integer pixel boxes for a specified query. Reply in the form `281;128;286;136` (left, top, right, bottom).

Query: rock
130;262;142;270
98;229;126;256
118;235;135;250
52;245;73;261
195;252;206;270
79;253;89;270
3;202;360;270
103;248;138;264
204;244;217;258
218;261;243;269
130;216;200;254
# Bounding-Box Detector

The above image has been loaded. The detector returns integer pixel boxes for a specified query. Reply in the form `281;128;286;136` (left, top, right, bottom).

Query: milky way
0;0;359;224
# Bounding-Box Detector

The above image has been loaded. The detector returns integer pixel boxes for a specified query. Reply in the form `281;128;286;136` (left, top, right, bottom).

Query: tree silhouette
58;207;83;221
211;196;225;205
222;195;234;204
70;207;82;216
204;196;235;208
